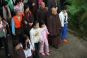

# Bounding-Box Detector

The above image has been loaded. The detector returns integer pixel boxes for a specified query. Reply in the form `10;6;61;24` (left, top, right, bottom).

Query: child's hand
40;42;44;45
33;48;35;51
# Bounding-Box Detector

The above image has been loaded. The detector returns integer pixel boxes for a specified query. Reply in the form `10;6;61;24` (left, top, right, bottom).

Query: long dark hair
22;34;30;50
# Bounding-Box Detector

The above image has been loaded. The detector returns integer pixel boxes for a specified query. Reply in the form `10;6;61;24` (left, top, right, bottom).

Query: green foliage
66;0;87;36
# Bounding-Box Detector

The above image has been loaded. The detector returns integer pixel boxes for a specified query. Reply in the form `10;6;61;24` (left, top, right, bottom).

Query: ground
0;32;87;58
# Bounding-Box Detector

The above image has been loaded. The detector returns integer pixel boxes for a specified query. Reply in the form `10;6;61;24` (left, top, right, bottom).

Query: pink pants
39;38;49;53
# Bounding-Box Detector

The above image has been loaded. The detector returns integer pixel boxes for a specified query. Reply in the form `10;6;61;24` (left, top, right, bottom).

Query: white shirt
59;11;68;27
20;40;33;58
30;28;42;47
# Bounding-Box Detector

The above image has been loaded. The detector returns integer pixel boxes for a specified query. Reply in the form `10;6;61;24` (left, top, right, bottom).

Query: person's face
25;37;29;43
41;24;45;28
34;23;39;28
26;7;29;12
63;10;67;13
52;9;57;15
16;11;21;16
40;3;45;9
0;17;2;22
15;44;21;50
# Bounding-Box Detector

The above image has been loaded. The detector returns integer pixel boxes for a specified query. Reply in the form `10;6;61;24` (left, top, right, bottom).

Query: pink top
38;0;43;5
41;25;49;39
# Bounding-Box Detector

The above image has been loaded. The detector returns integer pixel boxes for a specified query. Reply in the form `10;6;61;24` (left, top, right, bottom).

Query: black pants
13;27;23;43
13;34;23;43
0;36;9;55
33;43;40;58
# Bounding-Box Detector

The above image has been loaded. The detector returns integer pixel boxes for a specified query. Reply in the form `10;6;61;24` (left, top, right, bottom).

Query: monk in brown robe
47;8;61;49
36;2;48;25
31;0;38;20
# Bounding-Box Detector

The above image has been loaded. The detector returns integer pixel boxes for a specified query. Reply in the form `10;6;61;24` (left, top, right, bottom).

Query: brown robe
47;14;61;48
36;8;48;25
31;0;38;20
22;11;34;35
10;47;26;58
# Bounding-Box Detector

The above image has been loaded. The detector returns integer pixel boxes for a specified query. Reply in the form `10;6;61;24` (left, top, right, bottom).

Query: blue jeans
61;24;67;40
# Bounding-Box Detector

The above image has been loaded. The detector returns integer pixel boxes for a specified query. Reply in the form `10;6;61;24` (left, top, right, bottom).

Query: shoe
62;39;68;43
45;52;50;56
40;52;45;56
1;47;4;50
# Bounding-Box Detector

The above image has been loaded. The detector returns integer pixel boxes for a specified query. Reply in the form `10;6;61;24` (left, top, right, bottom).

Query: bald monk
36;2;48;25
47;8;61;49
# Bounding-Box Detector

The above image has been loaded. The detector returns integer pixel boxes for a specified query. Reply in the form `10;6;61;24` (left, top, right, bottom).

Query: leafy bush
66;0;87;36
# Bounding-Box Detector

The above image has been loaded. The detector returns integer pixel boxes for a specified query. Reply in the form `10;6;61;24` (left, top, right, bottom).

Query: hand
24;21;27;24
32;3;35;6
4;24;6;27
40;42;44;45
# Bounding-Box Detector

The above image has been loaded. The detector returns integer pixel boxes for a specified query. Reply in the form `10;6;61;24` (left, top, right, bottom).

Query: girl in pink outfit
38;0;43;8
39;20;50;56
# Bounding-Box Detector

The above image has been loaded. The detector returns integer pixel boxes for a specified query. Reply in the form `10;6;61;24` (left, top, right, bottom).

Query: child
59;6;68;43
21;34;35;58
30;21;42;58
0;16;10;57
39;20;50;56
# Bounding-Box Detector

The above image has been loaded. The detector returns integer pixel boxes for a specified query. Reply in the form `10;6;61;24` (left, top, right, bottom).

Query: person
21;34;35;58
31;0;38;20
5;0;13;11
10;40;26;58
2;1;11;24
59;6;68;43
47;0;61;16
0;16;10;57
38;0;43;8
36;2;48;25
47;8;61;49
23;4;34;36
11;8;23;42
30;21;42;58
14;0;24;13
39;20;50;56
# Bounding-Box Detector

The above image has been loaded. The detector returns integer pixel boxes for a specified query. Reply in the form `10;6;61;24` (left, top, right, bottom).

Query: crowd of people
0;0;68;58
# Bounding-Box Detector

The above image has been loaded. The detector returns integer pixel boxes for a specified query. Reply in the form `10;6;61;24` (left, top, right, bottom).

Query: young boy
59;6;68;43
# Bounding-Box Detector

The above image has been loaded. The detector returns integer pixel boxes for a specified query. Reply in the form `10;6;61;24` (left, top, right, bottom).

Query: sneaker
45;52;50;56
62;39;68;43
1;47;4;50
40;52;45;56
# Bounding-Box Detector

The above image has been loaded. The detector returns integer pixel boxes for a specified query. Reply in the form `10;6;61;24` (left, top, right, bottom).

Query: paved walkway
0;32;87;58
